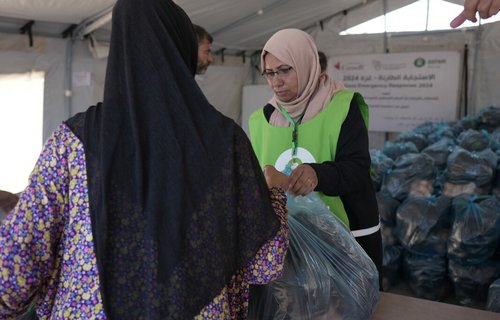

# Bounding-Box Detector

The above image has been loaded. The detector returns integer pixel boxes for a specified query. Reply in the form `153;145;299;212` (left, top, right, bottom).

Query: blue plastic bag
249;193;380;319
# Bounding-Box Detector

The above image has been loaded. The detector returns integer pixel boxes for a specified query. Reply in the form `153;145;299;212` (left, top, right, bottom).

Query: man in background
318;51;328;74
192;24;242;123
193;24;213;74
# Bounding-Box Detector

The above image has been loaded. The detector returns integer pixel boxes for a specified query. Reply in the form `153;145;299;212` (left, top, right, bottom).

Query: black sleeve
308;98;371;196
263;103;274;122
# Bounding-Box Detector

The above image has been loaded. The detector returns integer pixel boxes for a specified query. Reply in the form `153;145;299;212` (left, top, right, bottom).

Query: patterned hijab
261;29;345;126
65;0;279;318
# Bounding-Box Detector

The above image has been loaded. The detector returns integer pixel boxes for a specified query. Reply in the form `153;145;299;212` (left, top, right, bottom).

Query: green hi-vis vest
249;90;369;228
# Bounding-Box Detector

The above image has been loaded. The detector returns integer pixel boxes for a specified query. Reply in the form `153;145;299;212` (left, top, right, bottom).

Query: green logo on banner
414;58;426;67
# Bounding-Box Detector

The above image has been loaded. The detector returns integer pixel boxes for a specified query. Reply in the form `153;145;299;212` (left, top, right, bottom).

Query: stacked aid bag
395;195;452;301
447;195;500;307
487;279;500;313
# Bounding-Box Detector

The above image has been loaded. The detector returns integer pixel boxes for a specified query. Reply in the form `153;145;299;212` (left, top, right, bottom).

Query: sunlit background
0;72;44;194
341;0;500;35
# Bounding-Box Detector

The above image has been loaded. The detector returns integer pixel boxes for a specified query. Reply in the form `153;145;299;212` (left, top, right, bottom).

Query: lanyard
278;104;304;159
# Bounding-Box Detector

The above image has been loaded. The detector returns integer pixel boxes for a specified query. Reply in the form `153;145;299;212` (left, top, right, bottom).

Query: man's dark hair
193;24;213;44
318;51;327;72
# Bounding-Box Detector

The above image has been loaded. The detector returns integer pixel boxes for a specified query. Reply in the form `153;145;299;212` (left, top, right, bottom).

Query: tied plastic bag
248;193;380;320
447;195;500;264
380;153;436;200
370;150;394;191
487;278;500;313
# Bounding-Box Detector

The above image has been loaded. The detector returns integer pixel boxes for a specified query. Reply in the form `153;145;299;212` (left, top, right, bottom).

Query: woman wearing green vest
249;28;382;279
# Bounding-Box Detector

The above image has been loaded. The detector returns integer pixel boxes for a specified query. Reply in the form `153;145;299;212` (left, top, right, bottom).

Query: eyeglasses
262;66;294;80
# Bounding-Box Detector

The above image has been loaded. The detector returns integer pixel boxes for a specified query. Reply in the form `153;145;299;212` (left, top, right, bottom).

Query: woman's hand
287;164;318;196
263;165;289;190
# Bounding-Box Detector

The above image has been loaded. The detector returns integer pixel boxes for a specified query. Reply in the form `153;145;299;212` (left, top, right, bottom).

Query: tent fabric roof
0;0;466;53
0;0;115;24
186;0;364;50
0;0;390;52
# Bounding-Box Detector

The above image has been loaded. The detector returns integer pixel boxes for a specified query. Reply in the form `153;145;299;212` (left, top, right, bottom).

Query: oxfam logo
414;58;426;67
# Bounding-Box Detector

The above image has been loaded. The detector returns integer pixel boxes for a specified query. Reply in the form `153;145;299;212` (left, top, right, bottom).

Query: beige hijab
261;29;345;127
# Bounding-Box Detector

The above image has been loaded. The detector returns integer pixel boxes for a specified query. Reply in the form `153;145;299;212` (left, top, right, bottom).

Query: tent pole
469;24;483;116
383;0;389;53
64;38;74;118
74;5;114;39
463;44;469;117
383;0;389;142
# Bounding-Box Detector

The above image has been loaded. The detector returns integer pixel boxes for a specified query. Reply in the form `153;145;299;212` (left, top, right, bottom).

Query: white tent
0;0;421;50
0;0;499;144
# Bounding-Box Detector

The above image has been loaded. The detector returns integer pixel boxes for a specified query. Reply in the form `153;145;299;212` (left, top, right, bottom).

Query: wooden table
372;292;500;320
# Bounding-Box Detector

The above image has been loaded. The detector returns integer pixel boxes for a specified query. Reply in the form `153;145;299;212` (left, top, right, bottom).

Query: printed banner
330;52;461;132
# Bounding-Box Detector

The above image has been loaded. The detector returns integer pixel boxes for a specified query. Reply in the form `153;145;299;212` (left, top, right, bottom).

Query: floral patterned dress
0;123;289;320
